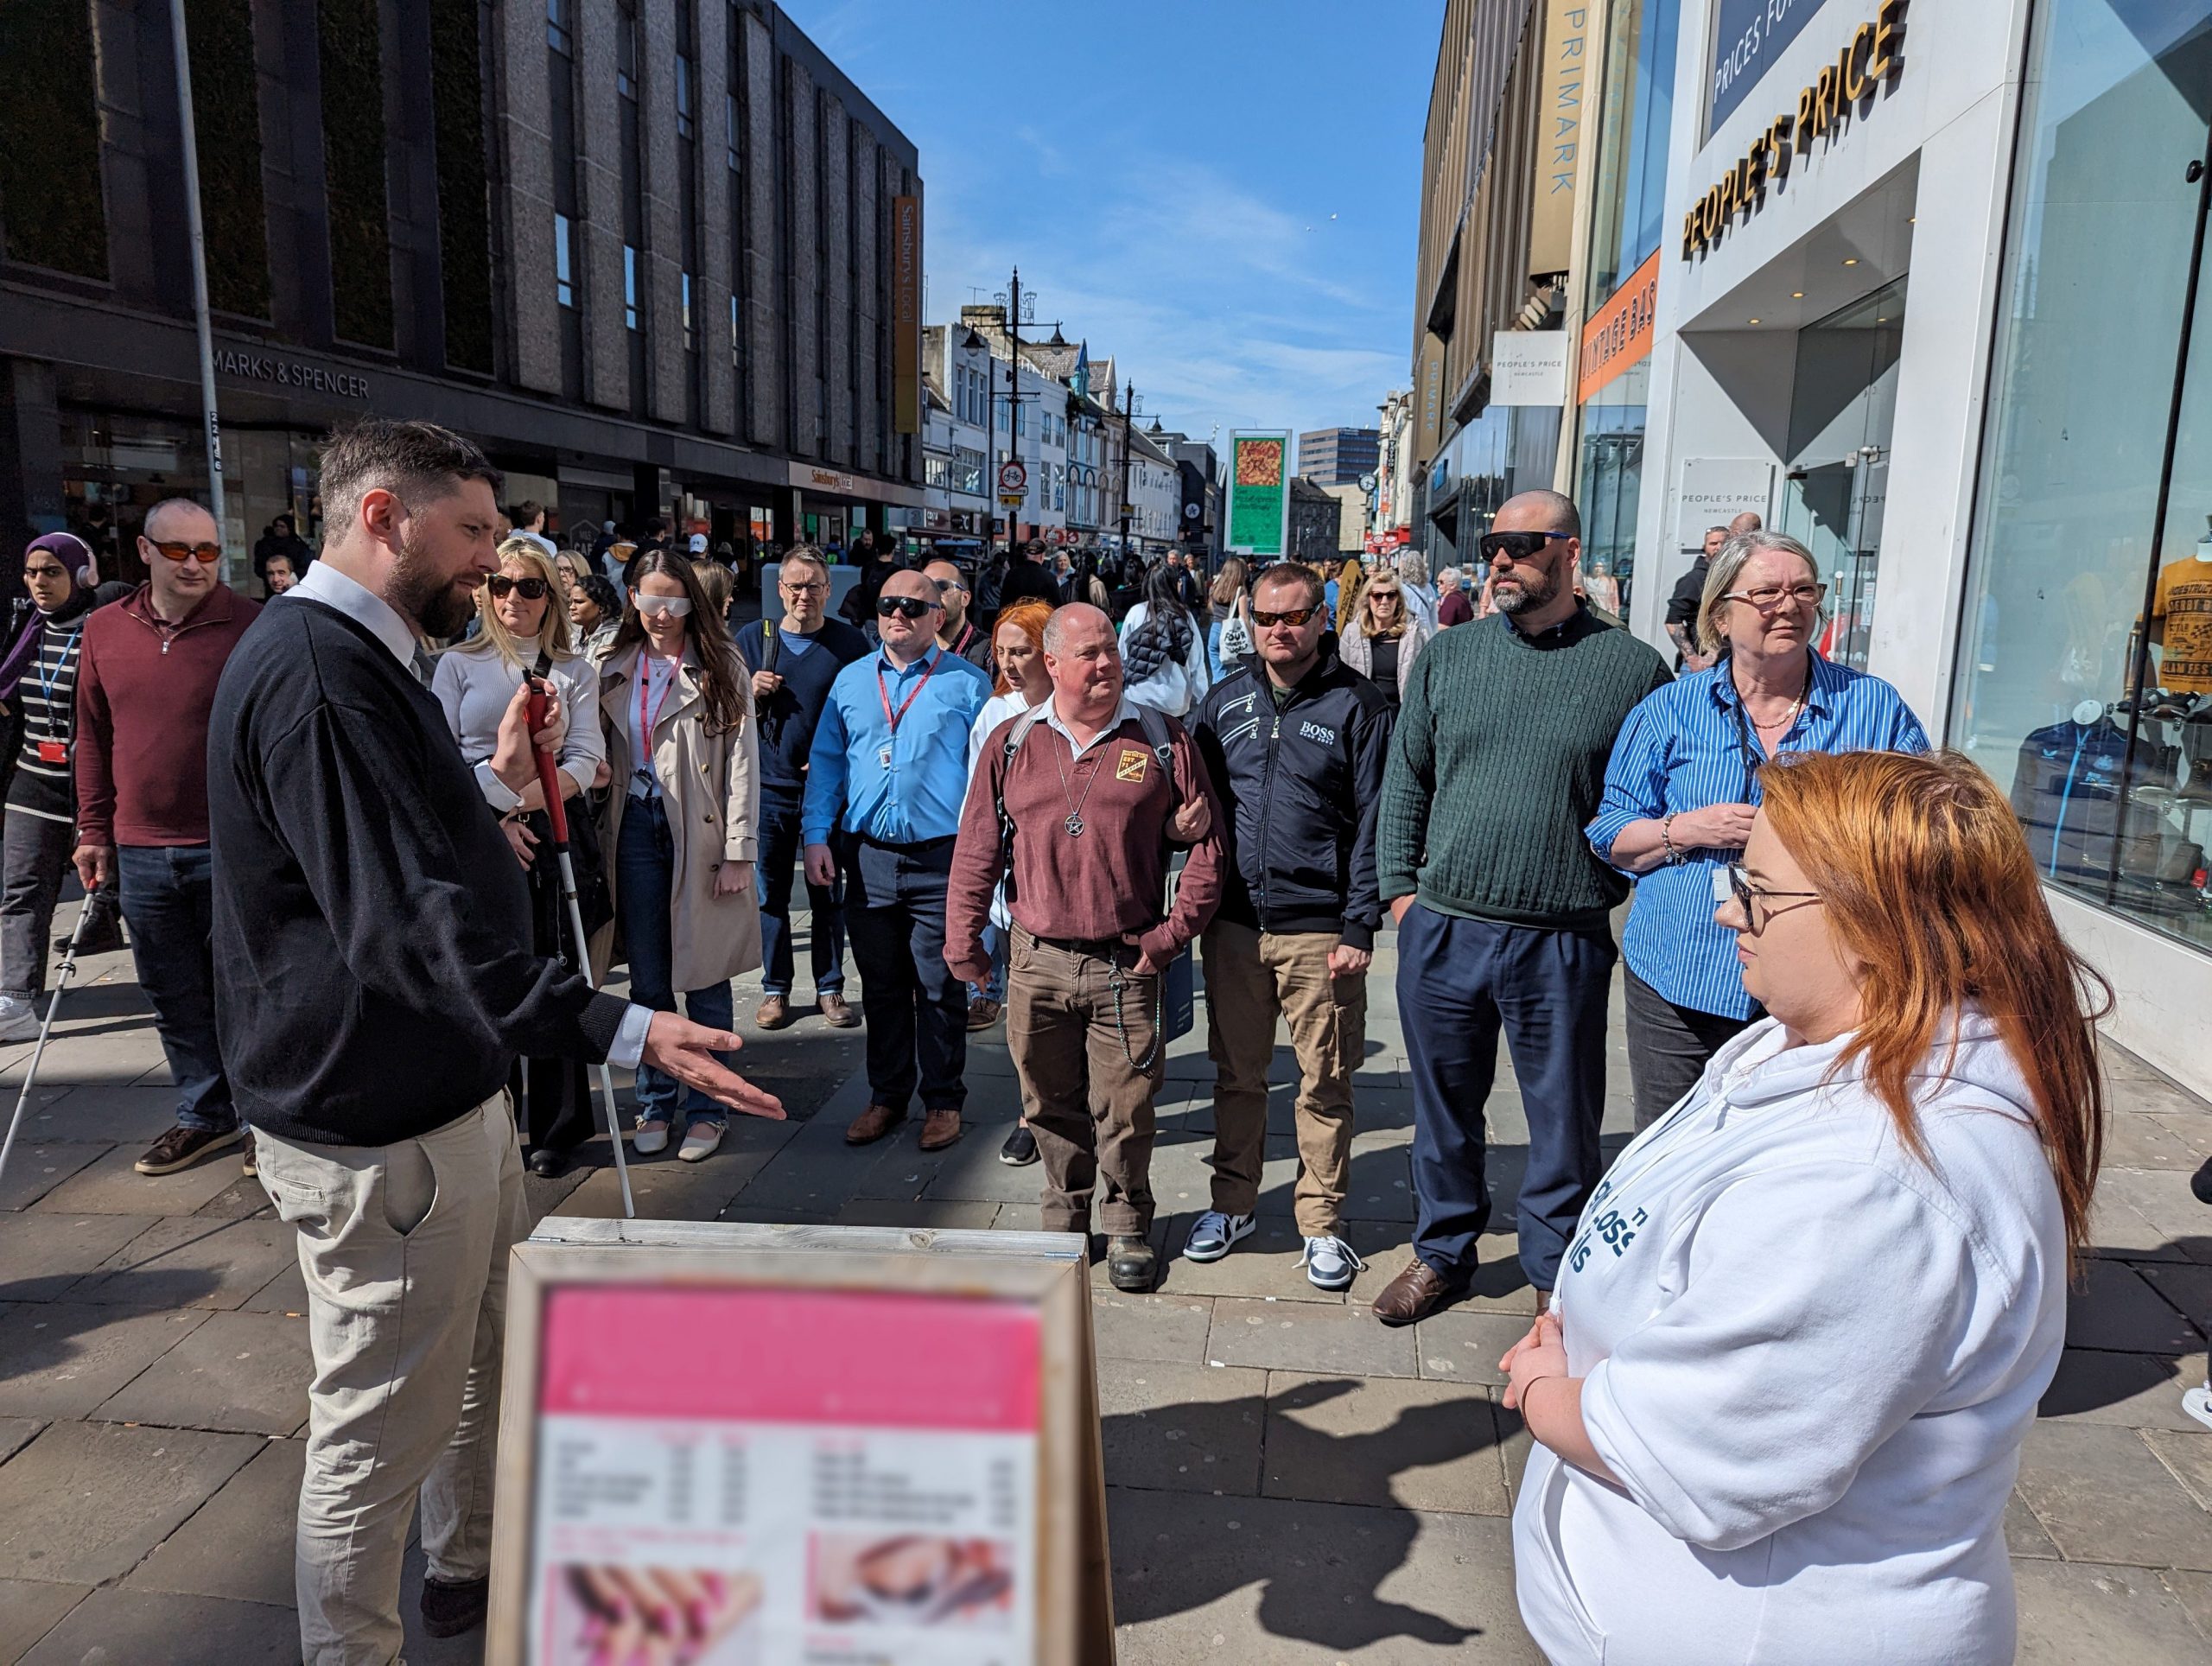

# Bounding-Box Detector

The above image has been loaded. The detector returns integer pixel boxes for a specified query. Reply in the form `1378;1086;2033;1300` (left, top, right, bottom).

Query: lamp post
168;0;229;579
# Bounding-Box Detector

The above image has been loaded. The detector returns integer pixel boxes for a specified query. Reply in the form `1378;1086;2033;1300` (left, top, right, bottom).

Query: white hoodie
1512;1013;2067;1666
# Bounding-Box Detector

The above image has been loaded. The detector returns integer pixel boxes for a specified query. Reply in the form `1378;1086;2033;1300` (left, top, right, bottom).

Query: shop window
1953;0;2212;952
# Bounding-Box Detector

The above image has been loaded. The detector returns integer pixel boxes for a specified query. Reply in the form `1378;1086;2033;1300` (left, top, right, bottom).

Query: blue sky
788;0;1440;455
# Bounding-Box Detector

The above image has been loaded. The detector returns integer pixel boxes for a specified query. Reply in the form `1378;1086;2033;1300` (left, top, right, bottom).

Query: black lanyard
1728;656;1814;802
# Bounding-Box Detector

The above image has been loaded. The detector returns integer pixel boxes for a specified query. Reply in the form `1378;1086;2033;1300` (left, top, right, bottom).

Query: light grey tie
410;643;435;688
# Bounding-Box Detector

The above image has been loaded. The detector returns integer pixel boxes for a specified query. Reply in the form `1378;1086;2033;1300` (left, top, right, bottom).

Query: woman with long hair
1206;556;1252;679
1336;569;1431;712
569;573;622;660
599;549;761;1162
1506;748;2106;1666
1118;563;1211;715
552;549;593;599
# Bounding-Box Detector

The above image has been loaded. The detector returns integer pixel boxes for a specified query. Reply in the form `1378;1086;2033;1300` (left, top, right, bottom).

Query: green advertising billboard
1226;430;1290;557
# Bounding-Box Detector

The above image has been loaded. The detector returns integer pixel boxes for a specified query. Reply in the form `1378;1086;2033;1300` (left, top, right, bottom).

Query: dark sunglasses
1478;531;1573;563
876;594;940;620
483;575;550;601
1251;604;1320;628
149;540;222;564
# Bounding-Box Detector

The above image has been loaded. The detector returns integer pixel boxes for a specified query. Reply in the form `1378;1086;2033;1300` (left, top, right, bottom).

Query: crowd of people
8;415;2208;1664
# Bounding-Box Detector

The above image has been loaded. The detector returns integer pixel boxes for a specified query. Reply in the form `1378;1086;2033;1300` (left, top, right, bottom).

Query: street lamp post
1115;380;1136;556
168;0;229;579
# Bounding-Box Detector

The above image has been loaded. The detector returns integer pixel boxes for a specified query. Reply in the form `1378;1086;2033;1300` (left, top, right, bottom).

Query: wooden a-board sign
484;1218;1116;1665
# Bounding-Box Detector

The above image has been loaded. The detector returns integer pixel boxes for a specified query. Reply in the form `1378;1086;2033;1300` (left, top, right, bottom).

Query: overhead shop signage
1708;0;1834;134
1681;0;1905;263
1580;250;1660;404
1527;0;1587;277
213;347;370;400
1490;331;1571;407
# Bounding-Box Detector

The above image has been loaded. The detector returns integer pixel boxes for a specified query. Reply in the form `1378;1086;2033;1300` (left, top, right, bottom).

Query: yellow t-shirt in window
2152;556;2212;694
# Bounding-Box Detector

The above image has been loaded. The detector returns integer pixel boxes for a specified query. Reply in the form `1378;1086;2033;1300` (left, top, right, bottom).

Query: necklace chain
1053;734;1105;837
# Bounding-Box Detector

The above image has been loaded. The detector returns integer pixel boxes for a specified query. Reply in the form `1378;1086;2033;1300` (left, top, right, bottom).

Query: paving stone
2014;1559;2212;1665
2095;1168;2212;1265
34;1143;248;1217
1090;1292;1214;1364
188;1170;279;1221
0;1580;86;1666
2086;1186;2196;1264
2068;1258;2208;1354
238;1257;307;1316
836;1197;1004;1230
2143;1426;2212;1513
1108;1486;1541;1663
16;1084;181;1146
0;1419;41;1466
2014;1422;2212;1571
2159;1569;2212;1642
555;1137;776;1221
18;1587;300;1664
2138;1262;2212;1339
2039;1348;2212;1433
125;1436;302;1605
2103;1109;2212;1171
0;1141;111;1213
92;1308;311;1436
2005;1490;2062;1559
1263;1371;1508;1515
0;1301;209;1419
67;1216;296;1311
1208;1295;1419;1379
1410;1309;1535;1386
1490;1389;1533;1504
0;1420;261;1584
1097;1360;1265;1497
0;1213;158;1301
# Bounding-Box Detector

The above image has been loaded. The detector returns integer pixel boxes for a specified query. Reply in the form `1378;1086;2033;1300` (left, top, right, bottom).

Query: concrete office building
1295;426;1381;486
0;0;922;588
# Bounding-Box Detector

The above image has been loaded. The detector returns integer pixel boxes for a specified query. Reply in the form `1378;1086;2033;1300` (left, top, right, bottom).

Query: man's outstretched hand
639;1013;785;1119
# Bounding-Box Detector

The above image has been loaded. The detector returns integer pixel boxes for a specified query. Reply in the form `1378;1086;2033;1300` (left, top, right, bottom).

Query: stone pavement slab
0;1420;41;1466
2013;1422;2212;1571
0;1580;87;1666
0;1419;261;1584
124;1436;302;1606
2067;1259;2209;1354
1209;1295;1420;1378
1097;1361;1267;1496
2145;1427;2212;1512
1091;1291;1215;1364
2166;1568;2212;1638
0;1212;157;1301
1408;1308;1534;1385
67;1215;296;1311
2014;1559;2211;1665
34;1142;249;1217
0;1141;110;1212
0;1301;209;1419
92;1307;313;1436
1262;1371;1509;1515
17;1587;299;1663
20;1084;192;1146
2041;1346;2212;1433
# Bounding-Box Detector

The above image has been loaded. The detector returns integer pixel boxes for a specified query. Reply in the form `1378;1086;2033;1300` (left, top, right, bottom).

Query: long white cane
0;893;99;1197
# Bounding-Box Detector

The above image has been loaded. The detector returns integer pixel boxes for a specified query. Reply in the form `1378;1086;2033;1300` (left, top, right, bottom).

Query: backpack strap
994;703;1055;904
1134;703;1179;811
760;616;780;675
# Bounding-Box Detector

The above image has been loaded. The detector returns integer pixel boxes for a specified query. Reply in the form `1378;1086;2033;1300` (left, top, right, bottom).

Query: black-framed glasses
1251;604;1320;628
483;575;549;601
1712;863;1823;930
876;594;940;620
1720;582;1827;612
1478;530;1573;564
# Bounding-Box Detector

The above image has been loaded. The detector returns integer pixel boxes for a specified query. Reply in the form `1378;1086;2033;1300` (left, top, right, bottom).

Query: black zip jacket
1190;652;1393;949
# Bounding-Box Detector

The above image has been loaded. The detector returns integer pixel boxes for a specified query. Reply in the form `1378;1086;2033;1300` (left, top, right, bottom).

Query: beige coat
598;642;762;989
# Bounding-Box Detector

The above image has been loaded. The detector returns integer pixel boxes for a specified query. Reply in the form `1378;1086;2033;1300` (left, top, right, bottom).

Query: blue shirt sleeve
1588;688;1675;867
802;678;854;844
1891;695;1932;754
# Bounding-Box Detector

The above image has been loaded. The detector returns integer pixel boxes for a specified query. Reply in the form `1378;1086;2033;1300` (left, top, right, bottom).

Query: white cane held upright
0;893;100;1199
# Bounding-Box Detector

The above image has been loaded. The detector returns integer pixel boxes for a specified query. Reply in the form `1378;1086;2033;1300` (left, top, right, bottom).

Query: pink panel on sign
537;1285;1043;1432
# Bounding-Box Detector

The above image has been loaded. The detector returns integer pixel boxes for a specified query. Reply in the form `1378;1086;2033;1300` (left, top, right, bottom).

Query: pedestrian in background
692;558;734;626
960;597;1054;1068
1666;525;1730;671
1371;490;1670;1326
75;498;260;1178
998;537;1063;609
946;603;1224;1292
1399;550;1438;629
509;500;556;561
1205;556;1253;681
600;550;763;1164
1505;749;2103;1666
1338;569;1431;715
838;530;900;633
925;557;994;673
433;537;609;1177
569;573;621;659
1588;530;1928;1129
804;569;993;1151
738;547;867;1031
252;512;311;592
1435;564;1472;628
1119;564;1211;717
1189;563;1390;1289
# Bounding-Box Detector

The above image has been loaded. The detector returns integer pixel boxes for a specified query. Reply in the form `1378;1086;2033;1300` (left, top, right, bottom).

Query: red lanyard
876;649;940;738
638;653;681;744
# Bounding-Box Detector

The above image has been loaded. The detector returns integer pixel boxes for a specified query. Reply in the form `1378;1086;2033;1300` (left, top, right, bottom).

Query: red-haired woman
1503;748;2105;1666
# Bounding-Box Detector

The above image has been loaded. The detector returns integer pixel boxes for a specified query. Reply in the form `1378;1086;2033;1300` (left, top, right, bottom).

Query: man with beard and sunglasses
804;569;993;1151
207;420;784;1663
1370;489;1670;1328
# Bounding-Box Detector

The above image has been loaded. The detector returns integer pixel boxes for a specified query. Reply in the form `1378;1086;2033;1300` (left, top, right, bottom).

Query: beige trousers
1202;919;1365;1234
255;1096;525;1666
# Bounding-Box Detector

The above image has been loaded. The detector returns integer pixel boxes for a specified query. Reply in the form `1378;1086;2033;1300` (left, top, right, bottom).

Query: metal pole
1008;269;1023;544
0;897;99;1198
168;0;229;580
1116;382;1135;556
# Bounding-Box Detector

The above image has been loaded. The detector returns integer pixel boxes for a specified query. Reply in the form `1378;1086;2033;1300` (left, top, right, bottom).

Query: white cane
0;892;100;1198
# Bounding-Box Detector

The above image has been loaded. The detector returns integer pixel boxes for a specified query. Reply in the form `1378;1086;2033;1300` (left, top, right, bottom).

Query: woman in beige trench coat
598;549;762;1162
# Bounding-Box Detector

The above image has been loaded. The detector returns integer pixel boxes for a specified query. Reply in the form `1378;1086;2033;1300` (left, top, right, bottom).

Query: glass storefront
1580;358;1647;613
1953;0;2212;951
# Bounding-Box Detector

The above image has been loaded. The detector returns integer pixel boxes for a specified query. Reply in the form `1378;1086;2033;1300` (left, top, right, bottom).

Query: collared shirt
801;644;992;845
1042;694;1141;760
1587;654;1929;1019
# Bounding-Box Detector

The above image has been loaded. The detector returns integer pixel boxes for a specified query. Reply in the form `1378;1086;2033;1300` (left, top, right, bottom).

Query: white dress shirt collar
1044;693;1140;760
289;559;420;668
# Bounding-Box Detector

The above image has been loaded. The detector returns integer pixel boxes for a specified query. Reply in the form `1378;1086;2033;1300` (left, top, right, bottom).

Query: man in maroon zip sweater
73;498;261;1177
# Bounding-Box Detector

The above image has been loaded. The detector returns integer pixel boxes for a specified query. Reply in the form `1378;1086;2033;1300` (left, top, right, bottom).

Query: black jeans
841;834;966;1114
515;804;594;1154
0;809;119;999
1623;966;1754;1131
756;782;846;998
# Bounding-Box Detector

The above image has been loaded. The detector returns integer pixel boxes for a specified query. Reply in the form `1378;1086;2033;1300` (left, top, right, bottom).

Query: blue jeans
1206;619;1224;682
755;782;846;999
969;919;1009;1006
616;798;734;1126
117;844;234;1132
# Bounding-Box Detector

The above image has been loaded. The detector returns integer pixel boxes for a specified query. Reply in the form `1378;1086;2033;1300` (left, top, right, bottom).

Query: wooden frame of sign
483;1218;1115;1664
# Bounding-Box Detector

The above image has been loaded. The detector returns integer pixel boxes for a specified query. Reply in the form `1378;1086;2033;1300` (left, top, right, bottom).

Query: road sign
999;493;1026;506
997;459;1028;495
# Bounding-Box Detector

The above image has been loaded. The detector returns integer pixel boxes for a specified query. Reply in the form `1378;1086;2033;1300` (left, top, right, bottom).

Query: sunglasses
1251;604;1320;628
877;595;940;620
483;575;549;601
1478;531;1573;563
149;540;222;565
632;593;694;618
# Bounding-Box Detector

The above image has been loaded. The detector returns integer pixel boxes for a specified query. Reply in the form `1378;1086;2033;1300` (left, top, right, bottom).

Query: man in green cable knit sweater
1370;489;1670;1326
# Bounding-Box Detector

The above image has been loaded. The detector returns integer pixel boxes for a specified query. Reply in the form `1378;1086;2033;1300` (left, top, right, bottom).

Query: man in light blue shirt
803;569;992;1150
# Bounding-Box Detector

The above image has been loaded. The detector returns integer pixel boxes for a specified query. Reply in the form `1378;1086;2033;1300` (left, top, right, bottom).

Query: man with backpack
945;603;1225;1292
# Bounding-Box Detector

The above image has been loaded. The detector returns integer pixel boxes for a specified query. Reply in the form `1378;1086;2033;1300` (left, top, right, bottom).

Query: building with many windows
1295;426;1381;486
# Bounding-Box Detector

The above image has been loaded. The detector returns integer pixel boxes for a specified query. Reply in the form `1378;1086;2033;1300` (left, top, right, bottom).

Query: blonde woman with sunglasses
1337;572;1431;712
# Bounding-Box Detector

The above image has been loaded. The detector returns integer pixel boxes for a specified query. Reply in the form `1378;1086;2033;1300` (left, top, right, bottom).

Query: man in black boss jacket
1188;562;1392;1290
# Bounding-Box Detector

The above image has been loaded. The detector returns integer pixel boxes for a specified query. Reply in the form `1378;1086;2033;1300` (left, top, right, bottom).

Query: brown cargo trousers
1202;919;1365;1235
1006;926;1166;1237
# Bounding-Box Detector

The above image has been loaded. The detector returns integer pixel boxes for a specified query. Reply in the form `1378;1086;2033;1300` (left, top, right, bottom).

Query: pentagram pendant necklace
1055;742;1103;837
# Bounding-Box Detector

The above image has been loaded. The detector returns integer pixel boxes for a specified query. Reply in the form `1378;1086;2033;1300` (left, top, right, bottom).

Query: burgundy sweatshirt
74;582;261;847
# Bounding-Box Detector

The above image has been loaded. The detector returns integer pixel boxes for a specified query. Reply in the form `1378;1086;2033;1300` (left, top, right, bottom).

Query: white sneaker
677;1121;724;1163
1184;1210;1255;1263
632;1120;671;1156
0;995;39;1043
1302;1234;1365;1292
2185;1383;2212;1433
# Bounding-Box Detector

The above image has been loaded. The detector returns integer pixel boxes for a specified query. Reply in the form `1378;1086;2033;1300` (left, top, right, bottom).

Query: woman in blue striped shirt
1588;531;1929;1127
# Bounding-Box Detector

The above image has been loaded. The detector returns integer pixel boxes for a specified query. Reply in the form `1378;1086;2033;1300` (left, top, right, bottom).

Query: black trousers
1623;966;1755;1131
514;821;594;1153
841;834;967;1115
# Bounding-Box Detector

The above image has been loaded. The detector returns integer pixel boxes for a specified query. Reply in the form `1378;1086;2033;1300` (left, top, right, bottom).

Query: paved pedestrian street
0;912;2206;1664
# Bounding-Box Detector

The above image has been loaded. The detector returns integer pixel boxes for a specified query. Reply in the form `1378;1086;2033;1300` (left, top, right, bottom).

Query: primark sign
1709;0;1833;133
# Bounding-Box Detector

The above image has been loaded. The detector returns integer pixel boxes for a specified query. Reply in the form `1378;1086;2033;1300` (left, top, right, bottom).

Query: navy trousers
755;783;847;998
841;835;967;1115
1397;901;1615;1292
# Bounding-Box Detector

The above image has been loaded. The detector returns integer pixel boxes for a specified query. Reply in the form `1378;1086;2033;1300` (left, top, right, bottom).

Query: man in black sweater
208;419;781;1663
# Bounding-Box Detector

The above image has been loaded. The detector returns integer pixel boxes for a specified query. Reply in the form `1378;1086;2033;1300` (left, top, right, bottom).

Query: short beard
1493;563;1560;615
391;523;474;638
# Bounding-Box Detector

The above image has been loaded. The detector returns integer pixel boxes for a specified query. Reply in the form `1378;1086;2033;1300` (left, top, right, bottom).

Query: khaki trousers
255;1096;526;1666
1203;919;1365;1235
1007;928;1164;1237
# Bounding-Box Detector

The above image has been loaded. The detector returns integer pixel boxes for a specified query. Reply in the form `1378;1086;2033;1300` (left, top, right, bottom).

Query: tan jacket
598;642;762;989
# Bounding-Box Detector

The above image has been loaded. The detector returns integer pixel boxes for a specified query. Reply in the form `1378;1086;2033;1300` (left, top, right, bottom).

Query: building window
624;245;640;331
730;292;741;366
554;213;575;307
616;7;638;99
682;272;695;349
726;91;740;172
676;57;695;139
547;0;572;54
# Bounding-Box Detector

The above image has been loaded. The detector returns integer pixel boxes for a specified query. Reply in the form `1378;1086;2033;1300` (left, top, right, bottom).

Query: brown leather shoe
845;1103;905;1145
918;1108;963;1150
966;996;1002;1032
818;992;859;1028
755;995;791;1030
1371;1259;1454;1327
